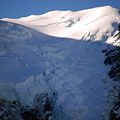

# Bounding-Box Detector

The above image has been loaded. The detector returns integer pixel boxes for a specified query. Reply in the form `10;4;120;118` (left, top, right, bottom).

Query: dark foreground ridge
0;92;54;120
104;25;120;120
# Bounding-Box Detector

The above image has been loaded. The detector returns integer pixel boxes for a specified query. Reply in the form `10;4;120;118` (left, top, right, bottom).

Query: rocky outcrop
103;32;120;120
0;98;21;120
104;45;120;80
0;92;55;120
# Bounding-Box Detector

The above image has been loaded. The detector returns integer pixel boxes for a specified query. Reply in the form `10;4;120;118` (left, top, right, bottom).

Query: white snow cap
2;6;120;41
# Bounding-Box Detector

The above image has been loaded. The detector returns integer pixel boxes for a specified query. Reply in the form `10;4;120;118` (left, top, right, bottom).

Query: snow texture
0;6;120;120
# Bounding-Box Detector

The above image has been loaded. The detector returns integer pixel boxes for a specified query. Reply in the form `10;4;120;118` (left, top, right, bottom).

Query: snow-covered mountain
0;6;120;120
2;6;120;41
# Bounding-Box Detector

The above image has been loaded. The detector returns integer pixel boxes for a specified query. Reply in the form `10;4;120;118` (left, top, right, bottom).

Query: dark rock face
21;107;43;120
0;92;55;120
104;46;120;80
110;103;120;120
103;41;120;120
0;99;21;120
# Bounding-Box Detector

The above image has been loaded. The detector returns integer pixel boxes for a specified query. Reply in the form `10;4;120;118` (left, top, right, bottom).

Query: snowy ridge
2;6;120;41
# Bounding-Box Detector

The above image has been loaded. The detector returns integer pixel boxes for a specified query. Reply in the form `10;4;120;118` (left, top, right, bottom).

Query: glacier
0;6;120;120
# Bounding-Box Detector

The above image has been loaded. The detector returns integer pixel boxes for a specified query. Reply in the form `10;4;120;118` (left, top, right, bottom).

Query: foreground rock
0;93;54;120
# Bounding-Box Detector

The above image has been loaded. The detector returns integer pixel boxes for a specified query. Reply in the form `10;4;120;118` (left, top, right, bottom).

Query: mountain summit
3;6;120;41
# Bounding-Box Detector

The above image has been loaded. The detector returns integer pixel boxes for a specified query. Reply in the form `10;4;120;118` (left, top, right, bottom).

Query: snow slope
0;6;120;120
2;6;120;41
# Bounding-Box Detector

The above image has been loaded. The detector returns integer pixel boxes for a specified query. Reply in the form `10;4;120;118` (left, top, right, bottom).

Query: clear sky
0;0;119;18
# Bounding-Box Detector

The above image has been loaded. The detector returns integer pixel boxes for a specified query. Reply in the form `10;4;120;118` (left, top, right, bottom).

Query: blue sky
0;0;119;18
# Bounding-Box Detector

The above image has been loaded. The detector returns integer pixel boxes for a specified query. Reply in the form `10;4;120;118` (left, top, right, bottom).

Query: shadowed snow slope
0;20;111;120
2;6;120;41
0;6;120;120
